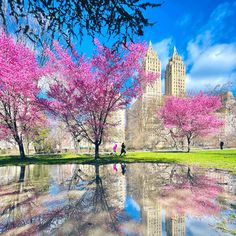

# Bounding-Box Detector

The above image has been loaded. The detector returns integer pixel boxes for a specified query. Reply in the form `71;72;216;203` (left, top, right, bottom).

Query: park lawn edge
0;149;235;173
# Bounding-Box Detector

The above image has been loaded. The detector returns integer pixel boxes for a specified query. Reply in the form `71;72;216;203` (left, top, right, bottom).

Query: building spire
173;46;177;55
149;40;153;49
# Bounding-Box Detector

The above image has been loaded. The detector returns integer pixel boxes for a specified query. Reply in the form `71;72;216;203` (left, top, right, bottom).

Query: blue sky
78;0;236;94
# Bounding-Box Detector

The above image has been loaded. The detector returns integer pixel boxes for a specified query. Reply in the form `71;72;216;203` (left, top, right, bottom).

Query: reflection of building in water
129;163;163;236
166;215;185;236
127;163;188;236
101;165;127;210
142;165;162;236
142;204;162;236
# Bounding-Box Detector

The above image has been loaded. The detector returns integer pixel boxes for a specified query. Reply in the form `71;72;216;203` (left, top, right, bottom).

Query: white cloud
191;43;236;76
186;44;236;92
185;2;236;92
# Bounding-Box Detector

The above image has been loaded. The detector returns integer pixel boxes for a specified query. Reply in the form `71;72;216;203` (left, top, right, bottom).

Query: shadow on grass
0;154;94;166
152;150;187;153
95;156;179;165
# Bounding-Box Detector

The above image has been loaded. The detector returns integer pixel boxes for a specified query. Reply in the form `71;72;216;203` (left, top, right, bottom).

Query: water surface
0;163;235;236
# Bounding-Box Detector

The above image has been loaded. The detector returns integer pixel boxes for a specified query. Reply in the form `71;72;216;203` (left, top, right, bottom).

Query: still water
0;163;235;236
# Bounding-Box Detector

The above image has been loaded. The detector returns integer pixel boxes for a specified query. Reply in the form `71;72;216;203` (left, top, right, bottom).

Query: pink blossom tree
44;40;155;158
0;32;44;159
159;93;224;152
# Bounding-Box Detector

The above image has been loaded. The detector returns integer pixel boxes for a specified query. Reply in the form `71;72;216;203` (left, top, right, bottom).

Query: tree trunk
95;142;99;159
17;140;26;159
95;163;100;184
187;137;191;153
26;141;30;155
18;166;26;182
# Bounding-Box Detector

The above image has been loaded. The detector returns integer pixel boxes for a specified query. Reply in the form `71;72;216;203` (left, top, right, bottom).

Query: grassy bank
0;149;235;173
126;149;236;173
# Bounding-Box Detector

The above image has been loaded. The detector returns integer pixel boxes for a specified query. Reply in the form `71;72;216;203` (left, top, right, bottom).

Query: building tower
143;41;162;103
125;42;162;149
165;47;186;97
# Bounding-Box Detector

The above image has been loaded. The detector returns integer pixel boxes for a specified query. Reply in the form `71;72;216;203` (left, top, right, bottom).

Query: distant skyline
77;0;236;95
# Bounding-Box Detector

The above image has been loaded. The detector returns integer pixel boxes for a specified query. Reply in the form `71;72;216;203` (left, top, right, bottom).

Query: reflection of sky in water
0;163;235;236
186;216;223;236
162;210;167;236
48;179;61;195
187;219;215;236
125;196;141;222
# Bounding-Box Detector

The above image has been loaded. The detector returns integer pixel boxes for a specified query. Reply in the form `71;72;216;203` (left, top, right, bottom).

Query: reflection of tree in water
0;165;50;235
0;164;124;236
40;163;129;235
52;163;124;235
0;163;233;236
127;163;228;236
127;163;224;216
158;166;224;217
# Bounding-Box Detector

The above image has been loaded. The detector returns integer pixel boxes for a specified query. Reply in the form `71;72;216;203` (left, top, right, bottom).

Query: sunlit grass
125;149;236;173
0;149;235;173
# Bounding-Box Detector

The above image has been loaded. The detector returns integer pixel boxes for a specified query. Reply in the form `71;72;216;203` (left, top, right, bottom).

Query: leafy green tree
32;128;56;154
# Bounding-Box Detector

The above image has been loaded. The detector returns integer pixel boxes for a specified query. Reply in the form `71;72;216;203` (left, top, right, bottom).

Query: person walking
113;143;118;156
120;142;126;157
220;141;224;150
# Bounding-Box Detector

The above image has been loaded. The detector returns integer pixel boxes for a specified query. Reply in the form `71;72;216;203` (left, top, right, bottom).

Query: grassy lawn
126;149;236;173
0;149;235;173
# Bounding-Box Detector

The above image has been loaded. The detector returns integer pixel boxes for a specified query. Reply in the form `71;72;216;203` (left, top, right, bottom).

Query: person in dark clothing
121;163;126;175
220;141;224;150
120;142;126;157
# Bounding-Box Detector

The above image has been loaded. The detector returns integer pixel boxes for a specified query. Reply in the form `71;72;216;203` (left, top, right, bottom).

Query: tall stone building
126;42;162;149
219;91;236;147
126;44;188;150
143;41;162;103
165;47;186;97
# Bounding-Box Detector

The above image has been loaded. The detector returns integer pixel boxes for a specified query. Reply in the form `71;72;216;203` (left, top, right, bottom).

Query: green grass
0;149;236;173
0;153;94;166
125;149;236;173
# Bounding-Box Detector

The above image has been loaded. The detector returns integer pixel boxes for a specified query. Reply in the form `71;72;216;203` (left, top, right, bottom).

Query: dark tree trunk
18;166;26;182
17;140;26;159
187;137;191;153
187;146;190;153
95;142;99;159
95;163;100;184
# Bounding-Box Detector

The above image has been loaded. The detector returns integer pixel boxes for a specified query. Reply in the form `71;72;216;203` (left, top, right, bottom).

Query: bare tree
0;0;161;49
